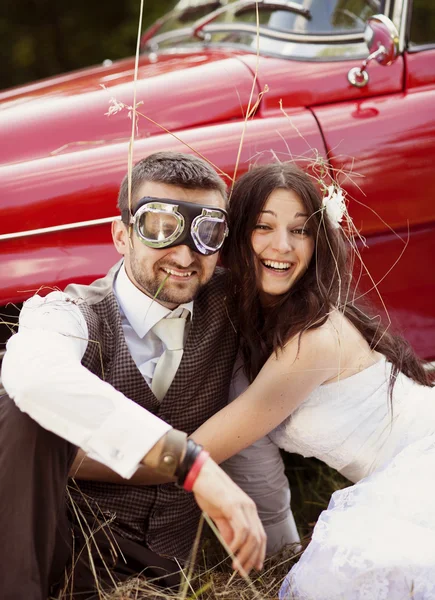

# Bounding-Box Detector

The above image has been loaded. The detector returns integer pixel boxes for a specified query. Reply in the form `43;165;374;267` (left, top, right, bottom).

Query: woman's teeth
262;260;292;271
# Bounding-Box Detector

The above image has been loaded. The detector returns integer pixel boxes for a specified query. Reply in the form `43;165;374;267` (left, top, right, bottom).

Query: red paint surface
0;51;256;166
0;110;325;301
312;53;435;359
240;54;404;111
1;36;434;358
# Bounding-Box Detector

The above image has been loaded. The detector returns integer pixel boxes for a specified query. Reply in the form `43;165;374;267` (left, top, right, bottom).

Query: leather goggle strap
122;198;228;223
121;209;132;224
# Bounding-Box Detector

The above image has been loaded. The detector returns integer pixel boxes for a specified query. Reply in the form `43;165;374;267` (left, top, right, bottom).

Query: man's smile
162;266;195;280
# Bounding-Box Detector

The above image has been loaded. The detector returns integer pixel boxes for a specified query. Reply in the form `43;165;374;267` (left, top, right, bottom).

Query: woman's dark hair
222;162;432;392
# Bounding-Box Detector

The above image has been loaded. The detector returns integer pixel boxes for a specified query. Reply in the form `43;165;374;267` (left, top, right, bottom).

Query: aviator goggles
123;197;229;255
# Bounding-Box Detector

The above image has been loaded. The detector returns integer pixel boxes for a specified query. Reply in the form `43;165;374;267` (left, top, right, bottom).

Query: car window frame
146;0;409;64
403;0;435;52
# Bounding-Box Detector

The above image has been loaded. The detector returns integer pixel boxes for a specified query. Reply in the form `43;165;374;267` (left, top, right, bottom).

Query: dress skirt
280;434;435;600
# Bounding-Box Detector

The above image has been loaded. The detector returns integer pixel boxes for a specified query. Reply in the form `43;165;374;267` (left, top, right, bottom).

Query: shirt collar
114;263;193;339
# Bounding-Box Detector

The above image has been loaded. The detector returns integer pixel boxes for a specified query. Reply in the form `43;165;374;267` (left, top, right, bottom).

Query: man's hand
192;456;266;576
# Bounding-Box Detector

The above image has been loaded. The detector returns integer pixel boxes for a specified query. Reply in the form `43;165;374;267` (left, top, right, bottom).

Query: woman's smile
251;188;315;301
259;259;296;277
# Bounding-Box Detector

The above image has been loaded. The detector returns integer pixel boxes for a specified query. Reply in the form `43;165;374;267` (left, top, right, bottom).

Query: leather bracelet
183;450;210;492
175;439;203;487
144;429;187;477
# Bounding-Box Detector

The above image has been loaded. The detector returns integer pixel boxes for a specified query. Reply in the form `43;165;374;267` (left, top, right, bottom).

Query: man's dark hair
118;151;227;221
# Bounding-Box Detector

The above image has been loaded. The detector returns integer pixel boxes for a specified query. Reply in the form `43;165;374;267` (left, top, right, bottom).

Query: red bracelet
183;449;210;492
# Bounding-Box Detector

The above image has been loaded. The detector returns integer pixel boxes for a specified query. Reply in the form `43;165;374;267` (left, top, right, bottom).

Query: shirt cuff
85;400;172;479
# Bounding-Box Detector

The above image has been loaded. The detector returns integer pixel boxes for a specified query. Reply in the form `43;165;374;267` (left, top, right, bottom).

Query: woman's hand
71;441;267;575
192;456;266;575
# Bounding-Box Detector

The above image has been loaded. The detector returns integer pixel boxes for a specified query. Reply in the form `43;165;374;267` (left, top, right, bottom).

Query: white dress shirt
1;264;193;479
114;265;193;386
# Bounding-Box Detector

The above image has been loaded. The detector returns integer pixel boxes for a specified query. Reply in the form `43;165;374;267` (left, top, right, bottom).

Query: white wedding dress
268;357;435;600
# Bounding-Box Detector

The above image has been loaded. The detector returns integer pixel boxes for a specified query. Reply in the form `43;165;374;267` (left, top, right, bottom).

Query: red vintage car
0;0;434;371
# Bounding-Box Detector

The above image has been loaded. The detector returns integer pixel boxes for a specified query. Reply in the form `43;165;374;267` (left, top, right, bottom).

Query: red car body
0;0;434;359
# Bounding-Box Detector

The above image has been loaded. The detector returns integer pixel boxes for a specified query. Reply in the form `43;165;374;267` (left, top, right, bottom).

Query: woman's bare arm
191;326;340;464
70;325;341;478
70;436;267;574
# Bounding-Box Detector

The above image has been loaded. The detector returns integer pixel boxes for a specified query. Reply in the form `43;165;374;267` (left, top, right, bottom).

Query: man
0;151;266;600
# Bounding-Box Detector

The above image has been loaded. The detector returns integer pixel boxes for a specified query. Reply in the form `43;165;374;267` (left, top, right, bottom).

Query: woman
191;162;435;598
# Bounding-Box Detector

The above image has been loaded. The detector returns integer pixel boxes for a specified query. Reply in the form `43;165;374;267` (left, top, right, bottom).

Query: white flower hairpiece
322;184;347;229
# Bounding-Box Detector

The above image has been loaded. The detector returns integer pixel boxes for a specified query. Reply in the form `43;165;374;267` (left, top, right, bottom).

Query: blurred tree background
0;0;175;90
2;0;434;90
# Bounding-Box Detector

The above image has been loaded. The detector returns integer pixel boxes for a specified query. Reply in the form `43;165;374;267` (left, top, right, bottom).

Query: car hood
0;49;256;166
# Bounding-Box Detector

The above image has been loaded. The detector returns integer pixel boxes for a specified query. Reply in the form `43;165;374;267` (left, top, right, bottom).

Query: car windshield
146;0;386;60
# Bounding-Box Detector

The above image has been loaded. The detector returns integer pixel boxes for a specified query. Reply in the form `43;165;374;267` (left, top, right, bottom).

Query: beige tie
151;315;187;401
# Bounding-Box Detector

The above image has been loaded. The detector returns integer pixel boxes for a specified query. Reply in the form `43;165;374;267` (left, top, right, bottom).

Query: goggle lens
196;219;227;250
130;198;228;254
138;211;180;243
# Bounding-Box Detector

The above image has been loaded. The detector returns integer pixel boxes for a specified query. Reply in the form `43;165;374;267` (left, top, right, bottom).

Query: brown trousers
0;395;180;600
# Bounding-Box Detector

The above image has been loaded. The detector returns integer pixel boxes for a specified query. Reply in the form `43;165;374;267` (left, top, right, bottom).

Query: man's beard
129;252;208;305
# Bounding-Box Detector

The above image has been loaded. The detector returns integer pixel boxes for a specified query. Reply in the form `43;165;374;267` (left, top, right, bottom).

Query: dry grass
62;456;349;600
103;544;301;600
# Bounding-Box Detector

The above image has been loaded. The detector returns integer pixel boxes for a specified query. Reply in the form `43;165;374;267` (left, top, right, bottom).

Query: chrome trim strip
392;0;408;52
391;0;404;26
205;23;363;43
0;216;120;242
400;0;409;52
384;0;392;19
148;24;363;47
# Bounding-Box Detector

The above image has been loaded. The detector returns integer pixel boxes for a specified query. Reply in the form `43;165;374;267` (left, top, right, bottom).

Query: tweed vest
65;261;238;559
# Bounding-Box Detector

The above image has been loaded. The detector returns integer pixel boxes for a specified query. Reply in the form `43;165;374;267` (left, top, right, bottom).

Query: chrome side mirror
348;14;400;88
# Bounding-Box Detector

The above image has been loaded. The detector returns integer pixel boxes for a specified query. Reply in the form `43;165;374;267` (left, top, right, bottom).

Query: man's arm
2;292;172;479
70;449;174;485
70;432;267;574
3;292;266;574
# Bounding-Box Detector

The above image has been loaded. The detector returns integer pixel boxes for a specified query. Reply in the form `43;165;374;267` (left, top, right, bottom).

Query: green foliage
282;452;350;538
410;0;435;46
0;0;176;90
3;1;435;91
